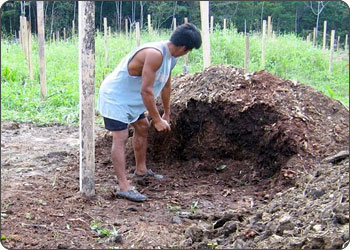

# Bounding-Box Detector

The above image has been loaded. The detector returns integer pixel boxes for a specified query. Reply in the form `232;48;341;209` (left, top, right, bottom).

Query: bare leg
111;129;131;192
131;118;150;175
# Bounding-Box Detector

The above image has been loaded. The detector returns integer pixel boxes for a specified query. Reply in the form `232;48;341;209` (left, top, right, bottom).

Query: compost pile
143;65;349;249
147;65;348;181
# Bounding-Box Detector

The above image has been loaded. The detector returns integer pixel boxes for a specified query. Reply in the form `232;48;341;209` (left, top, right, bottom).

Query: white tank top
97;41;178;123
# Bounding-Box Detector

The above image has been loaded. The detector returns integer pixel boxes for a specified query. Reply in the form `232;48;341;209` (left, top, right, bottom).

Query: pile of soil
1;65;348;249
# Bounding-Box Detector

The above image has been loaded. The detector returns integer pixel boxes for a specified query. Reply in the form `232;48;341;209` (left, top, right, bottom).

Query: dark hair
170;23;202;50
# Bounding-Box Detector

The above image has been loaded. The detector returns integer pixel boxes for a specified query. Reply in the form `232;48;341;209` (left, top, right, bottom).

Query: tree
308;1;329;39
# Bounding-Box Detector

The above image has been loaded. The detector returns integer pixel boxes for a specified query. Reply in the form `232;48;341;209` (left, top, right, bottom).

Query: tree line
1;1;349;40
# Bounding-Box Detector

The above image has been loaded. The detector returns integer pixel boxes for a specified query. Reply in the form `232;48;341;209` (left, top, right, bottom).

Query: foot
133;169;164;179
116;189;147;202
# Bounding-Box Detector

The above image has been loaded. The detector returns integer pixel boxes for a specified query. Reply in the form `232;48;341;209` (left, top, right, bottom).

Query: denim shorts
103;113;146;131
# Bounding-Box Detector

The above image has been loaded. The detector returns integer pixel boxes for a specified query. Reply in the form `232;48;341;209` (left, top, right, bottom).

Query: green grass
1;28;348;125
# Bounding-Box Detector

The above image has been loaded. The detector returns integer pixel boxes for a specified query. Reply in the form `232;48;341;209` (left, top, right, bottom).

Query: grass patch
1;29;348;125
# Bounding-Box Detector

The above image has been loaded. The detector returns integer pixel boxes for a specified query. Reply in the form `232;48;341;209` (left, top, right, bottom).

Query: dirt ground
1;66;349;249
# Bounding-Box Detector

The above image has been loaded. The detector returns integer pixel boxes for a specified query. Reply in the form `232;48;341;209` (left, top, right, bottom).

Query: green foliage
1;29;348;125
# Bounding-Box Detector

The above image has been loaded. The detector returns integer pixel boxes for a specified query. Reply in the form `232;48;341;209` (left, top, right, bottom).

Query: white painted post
79;1;96;198
72;20;75;36
136;22;140;47
313;27;316;47
27;21;34;82
148;14;152;33
223;18;226;31
267;16;272;39
125;18;129;38
322;20;327;50
210;16;214;33
200;1;211;69
329;30;335;73
245;36;249;73
173;18;177;31
104;17;109;68
183;17;189;73
345;34;348;50
64;27;66;42
37;1;47;99
336;36;340;51
261;20;266;69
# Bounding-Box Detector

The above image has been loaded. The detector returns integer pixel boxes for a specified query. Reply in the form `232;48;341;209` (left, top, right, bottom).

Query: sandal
116;189;147;202
132;169;164;179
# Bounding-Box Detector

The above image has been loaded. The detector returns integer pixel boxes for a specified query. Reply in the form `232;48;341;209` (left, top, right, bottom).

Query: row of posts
18;13;348;97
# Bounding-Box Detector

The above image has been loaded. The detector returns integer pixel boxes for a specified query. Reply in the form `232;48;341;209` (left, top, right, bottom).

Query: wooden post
20;16;28;59
27;21;34;81
108;26;111;37
313;27;316;47
36;1;47;99
322;20;327;50
223;18;226;31
173;18;177;31
210;16;214;33
345;34;348;50
267;16;272;39
183;17;189;73
104;17;109;68
148;14;152;33
64;27;66;42
200;1;211;69
244;36;249;73
336;36;340;51
125;18;128;38
307;34;310;43
72;20;75;36
329;30;335;73
261;20;266;69
78;1;96;198
135;22;140;47
56;30;60;41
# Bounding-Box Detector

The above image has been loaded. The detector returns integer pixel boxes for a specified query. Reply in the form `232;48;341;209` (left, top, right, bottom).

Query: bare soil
1;66;349;249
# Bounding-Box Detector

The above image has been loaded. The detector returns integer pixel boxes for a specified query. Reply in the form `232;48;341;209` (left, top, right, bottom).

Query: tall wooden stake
261;20;266;69
210;16;214;33
329;30;335;73
37;1;47;99
125;19;128;38
79;1;96;198
183;17;189;73
345;34;348;50
173;18;177;31
27;21;34;82
104;17;109;68
245;36;249;73
200;1;211;69
267;16;272;39
135;22;140;47
313;27;316;47
148;14;152;33
322;20;327;50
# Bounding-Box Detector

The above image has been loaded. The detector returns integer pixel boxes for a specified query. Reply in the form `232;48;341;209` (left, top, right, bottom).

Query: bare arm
161;74;171;123
140;49;171;131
